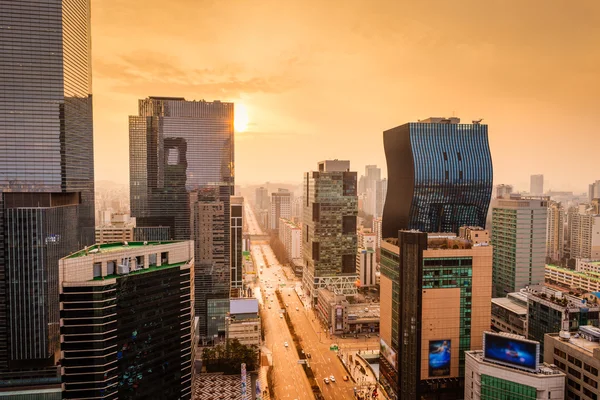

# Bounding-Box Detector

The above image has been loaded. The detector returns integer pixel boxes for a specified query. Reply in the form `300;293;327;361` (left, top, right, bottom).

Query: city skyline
91;0;600;191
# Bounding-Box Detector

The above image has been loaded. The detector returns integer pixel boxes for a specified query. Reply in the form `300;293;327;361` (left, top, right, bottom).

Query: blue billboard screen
484;333;538;371
429;340;451;377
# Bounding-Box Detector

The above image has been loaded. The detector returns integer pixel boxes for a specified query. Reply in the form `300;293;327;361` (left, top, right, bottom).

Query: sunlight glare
234;103;249;132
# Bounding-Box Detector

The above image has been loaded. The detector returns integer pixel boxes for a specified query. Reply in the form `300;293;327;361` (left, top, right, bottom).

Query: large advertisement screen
380;338;397;370
429;340;451;377
483;332;539;372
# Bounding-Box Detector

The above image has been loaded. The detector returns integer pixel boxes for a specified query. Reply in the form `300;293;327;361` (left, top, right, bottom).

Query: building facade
255;187;269;211
569;204;600;260
379;230;493;400
491;196;548;297
491;292;528;336
302;160;358;301
59;241;195;399
230;196;244;297
530;174;544;196
544;326;600;400
494;184;514;199
546;201;565;263
382;117;493;237
279;218;302;261
129;97;234;342
357;228;377;287
0;0;96;393
269;189;291;231
545;263;600;293
315;289;380;335
227;299;261;349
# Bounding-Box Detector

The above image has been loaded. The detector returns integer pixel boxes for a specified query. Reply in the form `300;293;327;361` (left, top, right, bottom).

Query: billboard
380;338;397;370
483;332;539;372
429;340;451;377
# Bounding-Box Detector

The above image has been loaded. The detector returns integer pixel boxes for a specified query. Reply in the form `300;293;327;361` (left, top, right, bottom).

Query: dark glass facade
382;120;492;238
61;259;194;399
0;0;95;389
129;97;234;341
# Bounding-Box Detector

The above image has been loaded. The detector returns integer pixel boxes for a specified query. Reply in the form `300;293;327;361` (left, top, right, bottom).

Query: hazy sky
92;0;600;192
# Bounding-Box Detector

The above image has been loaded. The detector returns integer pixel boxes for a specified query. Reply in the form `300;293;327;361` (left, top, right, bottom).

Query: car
287;293;291;296
279;314;283;319
307;353;311;359
329;375;335;382
284;342;288;347
343;375;349;381
323;378;329;384
296;307;299;311
268;305;271;309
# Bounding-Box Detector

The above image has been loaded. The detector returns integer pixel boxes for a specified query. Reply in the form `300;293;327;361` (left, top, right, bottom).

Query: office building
491;292;528;336
494;184;514;199
227;299;261;349
545;325;600;400
279;218;302;261
589;180;600;203
0;0;96;393
361;165;381;218
59;241;195;399
465;333;564;400
315;288;380;335
376;178;388;218
255;187;269;211
546;201;565;263
230;196;244;297
379;229;493;400
133;226;171;241
302;160;358;301
373;217;382;256
568;203;600;260
95;213;136;243
129;97;234;342
491;195;548;297
531;174;544;195
269;189;291;231
382;117;493;237
357;227;377;287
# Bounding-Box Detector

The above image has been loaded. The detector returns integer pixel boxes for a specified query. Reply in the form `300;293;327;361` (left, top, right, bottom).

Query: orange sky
91;0;600;192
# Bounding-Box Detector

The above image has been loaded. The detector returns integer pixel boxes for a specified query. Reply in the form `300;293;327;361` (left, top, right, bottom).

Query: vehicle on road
343;375;349;381
323;378;329;384
284;342;288;347
296;307;299;311
307;353;311;358
330;375;335;382
280;314;283;318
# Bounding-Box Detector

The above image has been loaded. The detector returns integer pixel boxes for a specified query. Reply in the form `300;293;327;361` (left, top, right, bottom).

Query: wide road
244;202;263;235
252;244;313;400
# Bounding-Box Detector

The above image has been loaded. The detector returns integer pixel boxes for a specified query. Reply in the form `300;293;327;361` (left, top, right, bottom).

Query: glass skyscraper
129;97;234;341
0;0;95;393
382;117;492;238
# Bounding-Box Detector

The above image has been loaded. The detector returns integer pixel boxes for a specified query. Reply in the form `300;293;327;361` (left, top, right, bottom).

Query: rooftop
467;351;565;376
491;297;528;315
91;261;188;281
230;298;259;315
68;241;181;258
547;264;600;282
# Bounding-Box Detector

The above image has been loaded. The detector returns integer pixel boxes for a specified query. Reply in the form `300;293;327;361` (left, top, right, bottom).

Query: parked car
329;375;335;382
284;342;288;347
323;378;329;384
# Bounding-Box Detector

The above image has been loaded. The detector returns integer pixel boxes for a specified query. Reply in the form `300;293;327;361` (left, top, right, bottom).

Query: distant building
302;160;358;301
546;201;565;263
279;218;302;261
255;186;269;211
589;180;600;202
357;227;377;287
228;299;261;348
530;174;544;195
544;325;600;400
315;289;379;335
373;217;382;255
270;189;291;231
545;263;600;295
230;196;244;297
494;184;514;199
382;117;493;237
59;241;195;399
379;229;493;400
465;333;564;400
491;195;548;297
568;203;600;260
491;292;528;336
133;226;171;241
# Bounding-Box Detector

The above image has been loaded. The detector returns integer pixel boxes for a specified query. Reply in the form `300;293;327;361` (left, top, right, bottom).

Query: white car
329;375;335;382
284;342;289;347
323;377;330;384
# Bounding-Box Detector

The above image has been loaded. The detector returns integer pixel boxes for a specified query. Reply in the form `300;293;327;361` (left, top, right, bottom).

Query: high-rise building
494;184;514;199
269;189;291;231
302;160;358;301
0;0;95;393
589;180;600;202
59;241;195;399
279;218;302;261
465;333;564;400
230;196;244;297
546;201;565;263
379;230;492;400
376;178;388;218
255;187;269;211
530;174;544;195
382;117;493;237
568;203;600;260
491;195;548;297
356;228;377;287
129;97;234;341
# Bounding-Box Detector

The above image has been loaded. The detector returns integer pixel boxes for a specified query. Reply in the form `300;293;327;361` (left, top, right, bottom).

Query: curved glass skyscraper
382;117;492;238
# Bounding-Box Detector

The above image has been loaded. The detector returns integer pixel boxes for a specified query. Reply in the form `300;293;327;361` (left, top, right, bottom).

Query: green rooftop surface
68;241;182;259
91;261;189;281
546;264;600;282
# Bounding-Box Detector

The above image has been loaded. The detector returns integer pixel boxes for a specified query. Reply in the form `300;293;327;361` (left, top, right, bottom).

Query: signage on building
429;340;451;377
483;332;539;373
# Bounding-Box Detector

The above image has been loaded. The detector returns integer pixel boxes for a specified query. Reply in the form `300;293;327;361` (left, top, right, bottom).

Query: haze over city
92;0;600;192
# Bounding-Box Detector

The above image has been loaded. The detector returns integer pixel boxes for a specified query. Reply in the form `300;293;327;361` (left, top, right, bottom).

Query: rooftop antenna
473;118;483;124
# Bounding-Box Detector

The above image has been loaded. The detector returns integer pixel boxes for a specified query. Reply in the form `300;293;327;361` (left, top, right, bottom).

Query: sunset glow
234;103;249;132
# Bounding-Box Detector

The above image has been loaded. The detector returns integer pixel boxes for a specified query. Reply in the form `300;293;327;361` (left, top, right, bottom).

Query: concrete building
465;336;564;400
230;196;244;297
59;241;195;399
568;203;600;260
491;195;549;297
545;263;600;293
279;218;302;261
357;227;377;287
373;217;382;257
255;186;269;211
133;226;171;241
302;160;358;301
531;174;544;195
227;299;261;348
269;189;291;231
315;289;379;335
589;180;600;202
546;201;565;263
379;230;493;400
491;292;528;336
544;325;600;400
494;184;514;199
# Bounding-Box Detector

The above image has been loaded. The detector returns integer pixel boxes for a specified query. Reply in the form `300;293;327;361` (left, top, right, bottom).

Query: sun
234;103;249;132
